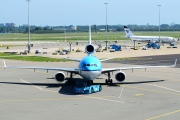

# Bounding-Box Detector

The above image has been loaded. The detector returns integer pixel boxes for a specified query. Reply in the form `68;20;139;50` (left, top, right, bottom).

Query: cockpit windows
83;64;97;67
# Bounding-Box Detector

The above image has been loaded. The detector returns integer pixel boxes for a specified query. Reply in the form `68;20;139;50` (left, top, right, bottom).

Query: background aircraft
124;26;178;48
3;26;177;85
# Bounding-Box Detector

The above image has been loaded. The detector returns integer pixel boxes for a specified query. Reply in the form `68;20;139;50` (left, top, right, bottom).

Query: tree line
1;24;180;34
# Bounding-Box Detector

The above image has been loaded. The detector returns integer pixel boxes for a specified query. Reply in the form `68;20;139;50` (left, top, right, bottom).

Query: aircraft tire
99;85;102;91
105;79;108;84
91;88;94;93
110;79;113;84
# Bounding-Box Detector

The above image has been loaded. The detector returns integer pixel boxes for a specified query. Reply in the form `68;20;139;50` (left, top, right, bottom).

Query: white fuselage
79;70;101;80
130;36;177;43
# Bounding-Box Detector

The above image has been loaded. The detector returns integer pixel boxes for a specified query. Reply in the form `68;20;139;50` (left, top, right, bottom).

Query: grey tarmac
0;57;179;120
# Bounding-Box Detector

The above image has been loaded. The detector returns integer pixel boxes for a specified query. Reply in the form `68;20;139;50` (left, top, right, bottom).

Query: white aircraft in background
124;26;178;44
3;26;177;85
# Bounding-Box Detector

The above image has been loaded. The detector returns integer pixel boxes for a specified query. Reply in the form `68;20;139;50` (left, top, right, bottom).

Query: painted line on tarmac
127;71;180;82
146;84;180;93
0;98;87;103
119;84;125;99
20;79;57;93
21;79;44;90
124;85;180;96
146;109;180;120
21;79;125;103
84;96;125;103
127;79;180;94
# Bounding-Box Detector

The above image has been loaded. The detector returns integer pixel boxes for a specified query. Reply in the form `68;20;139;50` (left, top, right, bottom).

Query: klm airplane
3;26;177;85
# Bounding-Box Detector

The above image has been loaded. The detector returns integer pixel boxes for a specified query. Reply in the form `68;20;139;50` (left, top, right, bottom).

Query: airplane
124;26;178;48
3;26;177;85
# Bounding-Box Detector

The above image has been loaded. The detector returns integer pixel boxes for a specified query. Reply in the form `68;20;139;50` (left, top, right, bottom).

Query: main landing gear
68;73;75;85
105;72;113;84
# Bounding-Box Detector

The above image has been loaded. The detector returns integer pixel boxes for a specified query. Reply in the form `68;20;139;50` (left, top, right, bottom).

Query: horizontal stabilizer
62;57;80;62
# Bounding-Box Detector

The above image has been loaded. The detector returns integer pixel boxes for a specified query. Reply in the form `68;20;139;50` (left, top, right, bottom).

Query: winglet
173;59;177;67
3;60;7;69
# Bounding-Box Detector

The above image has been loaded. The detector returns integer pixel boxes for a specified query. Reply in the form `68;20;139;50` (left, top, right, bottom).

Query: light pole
64;25;66;42
27;0;31;53
104;3;108;50
158;5;161;44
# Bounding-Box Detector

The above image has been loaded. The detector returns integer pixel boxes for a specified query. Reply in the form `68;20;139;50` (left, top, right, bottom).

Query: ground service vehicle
73;83;102;94
146;43;160;49
109;44;121;51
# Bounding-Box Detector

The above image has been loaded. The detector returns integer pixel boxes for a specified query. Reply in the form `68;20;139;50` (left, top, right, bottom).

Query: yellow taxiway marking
134;94;144;97
146;110;180;120
0;98;87;103
124;85;180;96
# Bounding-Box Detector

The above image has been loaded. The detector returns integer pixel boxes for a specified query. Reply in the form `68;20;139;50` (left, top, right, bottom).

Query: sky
0;0;179;26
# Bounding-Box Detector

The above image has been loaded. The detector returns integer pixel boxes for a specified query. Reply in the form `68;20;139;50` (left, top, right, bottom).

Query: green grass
0;53;71;62
0;31;180;42
0;52;136;62
0;32;127;41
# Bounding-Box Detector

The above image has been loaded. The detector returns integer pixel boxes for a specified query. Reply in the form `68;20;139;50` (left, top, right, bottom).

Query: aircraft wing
62;57;81;62
3;60;79;74
101;59;177;73
63;57;117;62
100;57;117;62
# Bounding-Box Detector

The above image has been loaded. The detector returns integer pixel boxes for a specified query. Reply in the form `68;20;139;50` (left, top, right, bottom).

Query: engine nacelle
115;71;126;82
55;72;66;82
85;44;95;54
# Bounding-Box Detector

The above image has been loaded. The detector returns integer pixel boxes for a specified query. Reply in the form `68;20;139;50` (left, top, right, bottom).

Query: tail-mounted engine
55;72;66;82
85;44;95;54
115;71;126;82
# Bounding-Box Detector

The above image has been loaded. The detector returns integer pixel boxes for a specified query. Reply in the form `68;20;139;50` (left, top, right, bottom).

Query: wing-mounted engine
85;44;95;54
55;72;66;82
115;71;126;82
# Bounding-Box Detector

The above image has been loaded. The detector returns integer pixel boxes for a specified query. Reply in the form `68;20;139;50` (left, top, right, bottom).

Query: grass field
0;53;71;62
0;52;135;62
0;31;180;41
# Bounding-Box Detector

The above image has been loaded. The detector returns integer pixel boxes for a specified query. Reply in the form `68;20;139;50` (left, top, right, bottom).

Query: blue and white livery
3;26;177;85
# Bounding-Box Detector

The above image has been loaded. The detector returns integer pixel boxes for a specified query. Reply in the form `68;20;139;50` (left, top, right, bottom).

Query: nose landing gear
105;72;113;84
